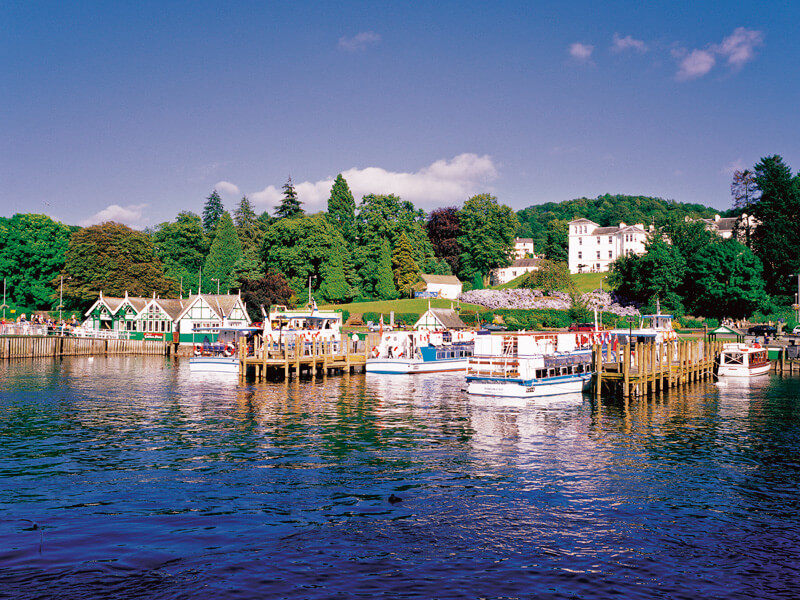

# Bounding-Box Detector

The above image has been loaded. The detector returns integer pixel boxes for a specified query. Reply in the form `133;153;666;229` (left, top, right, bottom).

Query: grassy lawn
493;271;610;294
319;297;486;315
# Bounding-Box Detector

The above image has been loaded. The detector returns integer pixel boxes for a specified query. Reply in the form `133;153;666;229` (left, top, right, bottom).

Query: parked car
481;323;507;332
792;325;800;335
367;321;392;332
747;324;777;336
568;322;595;332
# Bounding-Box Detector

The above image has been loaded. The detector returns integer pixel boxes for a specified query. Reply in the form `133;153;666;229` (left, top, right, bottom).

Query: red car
568;322;595;332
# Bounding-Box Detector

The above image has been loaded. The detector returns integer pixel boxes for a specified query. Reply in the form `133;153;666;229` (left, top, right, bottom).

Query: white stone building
418;274;463;300
513;237;535;259
490;258;542;286
568;219;649;274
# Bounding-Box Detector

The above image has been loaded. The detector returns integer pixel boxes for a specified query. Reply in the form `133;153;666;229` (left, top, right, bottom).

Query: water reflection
1;357;799;599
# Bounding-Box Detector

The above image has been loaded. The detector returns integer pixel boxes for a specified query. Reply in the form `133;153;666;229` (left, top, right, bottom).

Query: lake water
1;356;799;599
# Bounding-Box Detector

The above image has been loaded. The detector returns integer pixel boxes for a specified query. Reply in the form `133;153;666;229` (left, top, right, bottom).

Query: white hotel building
568;219;649;274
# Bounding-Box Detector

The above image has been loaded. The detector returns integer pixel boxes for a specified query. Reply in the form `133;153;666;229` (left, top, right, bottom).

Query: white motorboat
466;332;593;398
715;342;770;377
189;326;258;374
366;329;475;374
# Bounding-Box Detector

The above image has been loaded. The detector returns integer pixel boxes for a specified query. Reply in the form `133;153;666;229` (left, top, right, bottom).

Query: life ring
753;342;760;348
372;346;380;357
223;344;233;357
392;345;401;357
193;344;202;356
396;348;404;358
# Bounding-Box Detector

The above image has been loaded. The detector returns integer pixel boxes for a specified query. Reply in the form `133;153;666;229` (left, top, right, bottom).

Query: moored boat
715;342;770;377
466;332;593;398
189;326;259;374
366;329;475;374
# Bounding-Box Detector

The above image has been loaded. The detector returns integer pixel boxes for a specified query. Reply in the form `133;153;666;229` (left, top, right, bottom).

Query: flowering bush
460;288;639;317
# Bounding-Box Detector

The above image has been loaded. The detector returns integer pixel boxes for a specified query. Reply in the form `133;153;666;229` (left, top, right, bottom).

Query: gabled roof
420;274;462;286
569;218;599;226
509;258;541;267
426;308;468;329
176;294;247;322
83;291;148;317
139;297;188;321
515;237;533;243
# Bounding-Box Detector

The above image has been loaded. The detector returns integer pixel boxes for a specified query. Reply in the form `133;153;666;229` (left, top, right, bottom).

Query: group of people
0;313;80;331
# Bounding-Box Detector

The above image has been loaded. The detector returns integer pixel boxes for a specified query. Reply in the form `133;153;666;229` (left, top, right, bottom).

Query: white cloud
716;27;764;69
722;159;747;176
79;204;149;228
675;48;716;80
214;180;241;198
249;153;498;213
674;27;763;80
338;31;381;52
568;42;594;62
612;33;647;53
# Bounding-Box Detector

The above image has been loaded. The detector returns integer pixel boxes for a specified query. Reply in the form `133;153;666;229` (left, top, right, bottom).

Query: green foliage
374;239;399;300
318;247;351;303
234;195;263;254
520;260;574;292
0;214;73;308
327;174;356;246
61;221;176;309
542;219;568;261
471;272;483;290
610;236;686;316
749;155;800;296
202;189;225;234
392;233;418;297
203;212;243;294
457;193;519;282
260;213;350;300
515;193;721;252
152;211;207;293
275;176;304;219
684;239;769;319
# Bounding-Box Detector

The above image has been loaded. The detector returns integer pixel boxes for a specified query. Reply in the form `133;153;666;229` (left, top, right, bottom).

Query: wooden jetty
238;334;369;380
0;335;168;360
592;339;723;399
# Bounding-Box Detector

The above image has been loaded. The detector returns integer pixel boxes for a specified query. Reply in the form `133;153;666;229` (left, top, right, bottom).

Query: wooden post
623;343;630;400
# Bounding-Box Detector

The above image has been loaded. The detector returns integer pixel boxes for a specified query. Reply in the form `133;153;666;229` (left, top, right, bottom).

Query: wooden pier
238;335;369;380
0;335;168;359
592;339;723;399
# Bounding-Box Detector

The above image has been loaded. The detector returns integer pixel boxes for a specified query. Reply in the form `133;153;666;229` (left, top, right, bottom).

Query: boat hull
366;357;469;374
466;373;592;398
717;363;770;377
189;356;239;374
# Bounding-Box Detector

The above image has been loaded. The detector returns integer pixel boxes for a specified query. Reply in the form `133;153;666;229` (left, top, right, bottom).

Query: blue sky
3;1;798;228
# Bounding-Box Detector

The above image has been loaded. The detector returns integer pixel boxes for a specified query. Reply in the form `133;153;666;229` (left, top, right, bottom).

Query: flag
311;296;319;316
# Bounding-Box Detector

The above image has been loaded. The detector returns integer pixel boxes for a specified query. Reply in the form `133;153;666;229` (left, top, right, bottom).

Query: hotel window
609;251;613;258
579;238;582;245
596;237;600;244
608;236;612;243
596;251;600;259
578;251;582;259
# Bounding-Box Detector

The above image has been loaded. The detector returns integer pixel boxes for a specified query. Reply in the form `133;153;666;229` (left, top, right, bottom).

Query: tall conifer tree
202;190;225;234
392;233;418;296
275;176;304;219
375;239;399;300
327;174;356;246
203;211;243;294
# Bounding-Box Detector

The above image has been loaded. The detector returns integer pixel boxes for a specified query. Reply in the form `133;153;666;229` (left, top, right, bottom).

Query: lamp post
58;276;65;326
211;278;220;295
1;277;7;321
308;275;317;306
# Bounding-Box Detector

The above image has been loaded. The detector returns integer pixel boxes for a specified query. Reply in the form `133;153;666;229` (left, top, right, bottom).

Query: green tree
234;195;262;253
318;248;351;303
260;213;349;302
61;222;176;309
151;211;208;294
750;155;800;296
375;239;399;300
354;193;436;296
609;236;686;315
327;174;356;246
520;260;574;292
275;176;304;219
542;219;568;262
457;194;519;283
203;212;243;294
685;239;768;319
392;233;419;297
202;189;225;234
0;214;74;309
